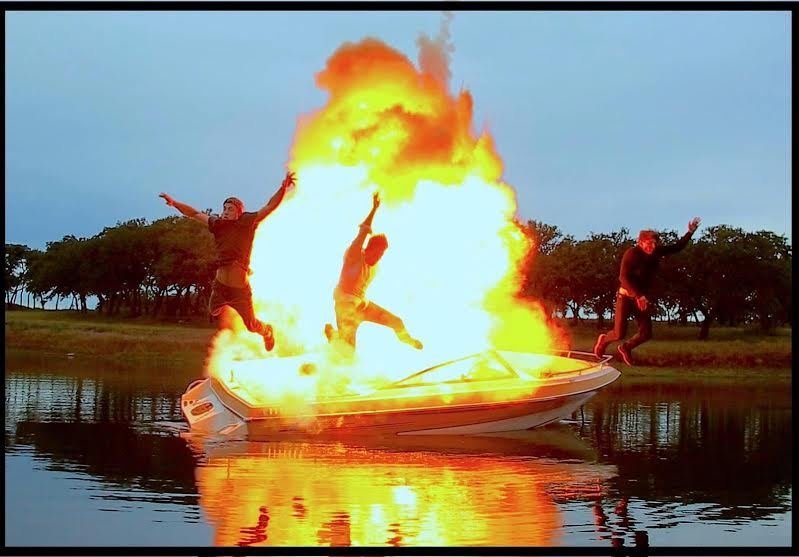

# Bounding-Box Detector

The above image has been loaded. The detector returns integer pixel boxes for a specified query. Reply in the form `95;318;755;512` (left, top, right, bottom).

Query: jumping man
159;171;296;351
325;192;423;352
594;217;701;365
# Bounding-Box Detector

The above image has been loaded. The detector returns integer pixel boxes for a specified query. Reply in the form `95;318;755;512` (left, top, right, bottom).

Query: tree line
5;216;792;338
520;221;792;338
5;216;216;319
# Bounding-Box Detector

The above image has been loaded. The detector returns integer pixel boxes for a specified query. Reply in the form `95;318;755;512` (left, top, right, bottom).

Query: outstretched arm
159;193;209;225
657;217;701;256
256;171;296;222
348;192;380;252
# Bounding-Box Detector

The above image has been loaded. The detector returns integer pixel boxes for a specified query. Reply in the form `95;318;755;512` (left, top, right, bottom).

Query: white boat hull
181;350;620;438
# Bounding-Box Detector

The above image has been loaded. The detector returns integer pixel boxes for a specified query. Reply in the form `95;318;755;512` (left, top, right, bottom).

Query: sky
4;9;792;250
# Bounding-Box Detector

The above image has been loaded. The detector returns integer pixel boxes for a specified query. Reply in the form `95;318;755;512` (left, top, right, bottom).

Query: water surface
4;351;792;547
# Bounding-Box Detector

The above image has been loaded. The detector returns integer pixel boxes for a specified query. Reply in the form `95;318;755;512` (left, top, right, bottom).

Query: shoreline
5;310;792;384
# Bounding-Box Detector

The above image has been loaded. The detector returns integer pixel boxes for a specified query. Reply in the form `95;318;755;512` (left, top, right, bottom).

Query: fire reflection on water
189;434;617;546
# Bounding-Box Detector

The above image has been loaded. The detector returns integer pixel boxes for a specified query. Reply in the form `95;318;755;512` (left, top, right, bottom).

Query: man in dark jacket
159;171;295;352
594;217;701;365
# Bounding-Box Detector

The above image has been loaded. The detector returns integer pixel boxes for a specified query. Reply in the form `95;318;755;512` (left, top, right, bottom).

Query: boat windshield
388;352;517;389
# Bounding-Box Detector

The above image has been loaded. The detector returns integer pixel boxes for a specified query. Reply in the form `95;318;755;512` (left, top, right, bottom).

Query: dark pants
603;293;653;351
335;297;404;349
208;280;267;336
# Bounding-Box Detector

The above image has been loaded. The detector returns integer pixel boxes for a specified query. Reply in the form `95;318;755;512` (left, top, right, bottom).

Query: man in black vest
594;217;701;365
159;171;295;352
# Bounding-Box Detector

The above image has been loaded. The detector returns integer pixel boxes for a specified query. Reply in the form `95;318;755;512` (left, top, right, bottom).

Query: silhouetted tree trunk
698;310;712;340
129;289;141;317
153;290;164;317
567;301;581;323
178;287;190;318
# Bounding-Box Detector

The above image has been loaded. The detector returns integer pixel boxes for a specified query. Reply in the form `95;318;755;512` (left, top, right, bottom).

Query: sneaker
263;324;275;352
593;333;607;358
617;344;633;366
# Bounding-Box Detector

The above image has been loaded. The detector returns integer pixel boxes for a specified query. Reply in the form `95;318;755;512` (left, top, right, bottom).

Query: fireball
205;30;566;407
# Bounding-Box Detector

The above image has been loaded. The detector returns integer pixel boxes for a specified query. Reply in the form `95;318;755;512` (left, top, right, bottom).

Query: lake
4;351;792;548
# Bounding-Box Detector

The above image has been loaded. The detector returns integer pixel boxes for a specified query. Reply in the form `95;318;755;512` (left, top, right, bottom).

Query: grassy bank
5;309;214;368
4;310;792;379
566;320;792;369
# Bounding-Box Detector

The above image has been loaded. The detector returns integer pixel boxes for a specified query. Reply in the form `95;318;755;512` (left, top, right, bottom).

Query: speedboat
181;349;620;438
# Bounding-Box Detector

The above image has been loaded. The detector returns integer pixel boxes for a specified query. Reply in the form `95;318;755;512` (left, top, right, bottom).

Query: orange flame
191;438;617;546
205;35;566;407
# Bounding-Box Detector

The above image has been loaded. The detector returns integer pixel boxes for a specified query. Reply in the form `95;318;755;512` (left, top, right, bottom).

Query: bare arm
159;193;209;225
256;171;296;222
348;192;380;252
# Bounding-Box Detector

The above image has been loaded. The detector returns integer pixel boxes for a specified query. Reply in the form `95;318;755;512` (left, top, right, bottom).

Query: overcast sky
5;9;791;249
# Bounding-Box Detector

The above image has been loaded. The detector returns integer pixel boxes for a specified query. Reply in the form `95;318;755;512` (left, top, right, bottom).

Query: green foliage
10;214;793;335
5;243;31;304
9;215;217;318
659;226;793;337
5;311;790;373
520;222;791;338
579;229;632;325
147;216;216;291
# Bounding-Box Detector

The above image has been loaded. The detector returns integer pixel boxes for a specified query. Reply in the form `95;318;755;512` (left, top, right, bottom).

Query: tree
91;219;154;316
669;226;756;338
740;230;791;331
33;236;95;311
5;243;31;306
520;221;575;319
146;216;215;318
24;247;57;309
578;229;632;329
649;229;688;324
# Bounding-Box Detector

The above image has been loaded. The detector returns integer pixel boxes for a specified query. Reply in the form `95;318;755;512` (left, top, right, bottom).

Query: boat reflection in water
185;426;617;546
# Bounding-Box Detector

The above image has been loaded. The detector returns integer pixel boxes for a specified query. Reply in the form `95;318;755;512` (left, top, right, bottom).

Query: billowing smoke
417;11;455;88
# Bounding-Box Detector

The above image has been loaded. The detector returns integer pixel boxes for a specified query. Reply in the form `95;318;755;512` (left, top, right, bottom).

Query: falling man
159;171;296;352
325;192;424;352
594;217;702;365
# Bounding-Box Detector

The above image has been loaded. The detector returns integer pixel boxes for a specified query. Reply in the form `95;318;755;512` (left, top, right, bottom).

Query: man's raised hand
688;217;702;233
159;193;176;207
372;191;381;210
281;171;296;191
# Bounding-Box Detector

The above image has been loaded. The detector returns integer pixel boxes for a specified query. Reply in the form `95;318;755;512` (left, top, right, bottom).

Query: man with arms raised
594;217;701;365
325;192;423;352
159;171;296;352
